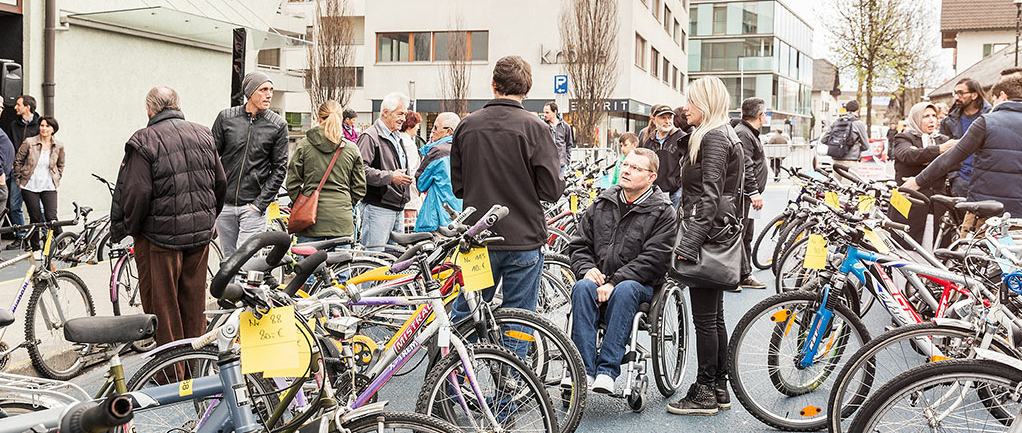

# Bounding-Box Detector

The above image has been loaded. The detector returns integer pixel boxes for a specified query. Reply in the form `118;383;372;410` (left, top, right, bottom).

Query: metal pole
739;57;744;103
42;0;56;116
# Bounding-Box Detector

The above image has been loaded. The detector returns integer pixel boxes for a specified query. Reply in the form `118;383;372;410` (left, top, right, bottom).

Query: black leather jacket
211;106;289;210
675;125;745;262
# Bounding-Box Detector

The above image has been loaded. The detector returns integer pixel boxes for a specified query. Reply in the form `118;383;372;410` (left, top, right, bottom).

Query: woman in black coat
667;76;745;416
889;102;952;246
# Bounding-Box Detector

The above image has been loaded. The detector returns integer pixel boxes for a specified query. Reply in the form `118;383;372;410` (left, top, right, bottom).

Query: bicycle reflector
1003;271;1022;296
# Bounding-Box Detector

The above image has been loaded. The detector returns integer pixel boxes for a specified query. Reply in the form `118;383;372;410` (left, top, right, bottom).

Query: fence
571;143;818;172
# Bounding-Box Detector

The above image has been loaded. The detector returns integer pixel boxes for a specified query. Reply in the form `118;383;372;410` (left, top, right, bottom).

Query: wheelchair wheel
627;376;648;412
650;282;689;397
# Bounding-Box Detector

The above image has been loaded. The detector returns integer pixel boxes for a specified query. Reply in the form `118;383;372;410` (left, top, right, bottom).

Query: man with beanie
212;71;289;257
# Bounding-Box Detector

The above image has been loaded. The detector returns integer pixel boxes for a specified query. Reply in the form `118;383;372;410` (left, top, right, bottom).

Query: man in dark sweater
639;105;688;209
731;97;768;290
450;56;564;328
5;95;37;247
111;87;227;346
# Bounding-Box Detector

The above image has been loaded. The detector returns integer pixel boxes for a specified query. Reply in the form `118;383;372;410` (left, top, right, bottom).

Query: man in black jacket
111;86;227;346
212;72;288;257
450;56;564;328
357;91;412;250
567;148;676;394
640;105;688;209
731;98;768;290
5;95;37;247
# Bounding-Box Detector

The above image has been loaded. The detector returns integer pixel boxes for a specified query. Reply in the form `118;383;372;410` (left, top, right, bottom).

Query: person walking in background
940;78;991;197
286;100;366;245
820;100;870;183
730;97;768;291
6;95;38;249
609;132;639;185
668;76;745;416
212;71;289;257
342;108;359;143
0;106;13;242
110;86;226;346
886;120;899;143
414;112;462;232
357;92;411;250
400;111;423;230
13;116;64;251
543;102;574;172
889;102;952;246
767;129;788;182
639;105;687;209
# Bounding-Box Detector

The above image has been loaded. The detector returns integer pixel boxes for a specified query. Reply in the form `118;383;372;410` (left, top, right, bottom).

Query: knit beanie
242;71;272;99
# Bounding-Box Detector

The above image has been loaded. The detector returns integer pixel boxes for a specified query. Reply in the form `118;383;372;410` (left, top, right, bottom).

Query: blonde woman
285;100;367;244
667;77;746;416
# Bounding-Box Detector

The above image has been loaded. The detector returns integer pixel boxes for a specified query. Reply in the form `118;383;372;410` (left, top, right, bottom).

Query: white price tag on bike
438;324;451;348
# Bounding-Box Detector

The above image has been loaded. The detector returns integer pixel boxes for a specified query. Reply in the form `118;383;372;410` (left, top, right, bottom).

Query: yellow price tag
575;170;583;178
891;190;911;218
240;305;299;375
825;192;840;209
862;228;890;254
267;202;281;221
264;319;316;378
589;190;598;199
454;247;495;292
803;234;828;269
569;194;579;214
857;195;875;214
178;379;193;397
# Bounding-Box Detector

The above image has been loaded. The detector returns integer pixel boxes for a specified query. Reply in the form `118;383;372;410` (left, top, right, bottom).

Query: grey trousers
216;204;267;258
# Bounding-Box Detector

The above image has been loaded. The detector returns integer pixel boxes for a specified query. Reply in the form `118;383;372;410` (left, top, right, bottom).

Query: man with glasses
567;148;676;394
414;112;462;232
939;78;991;197
639;105;687;209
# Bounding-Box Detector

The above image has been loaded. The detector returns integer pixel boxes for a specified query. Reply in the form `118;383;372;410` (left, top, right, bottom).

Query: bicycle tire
415;343;559;433
338;411;465;433
650;282;689;397
25;270;96;380
771;217;808;274
111;254;154;352
205;240;224;310
827;322;1016;433
49;232;81;269
538;254;573;324
728;290;870;431
453;308;585;433
545;227;572;256
848;359;1022;432
752;213;786;270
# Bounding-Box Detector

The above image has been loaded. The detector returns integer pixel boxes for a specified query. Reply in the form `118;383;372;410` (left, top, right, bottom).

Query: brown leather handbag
287;145;344;234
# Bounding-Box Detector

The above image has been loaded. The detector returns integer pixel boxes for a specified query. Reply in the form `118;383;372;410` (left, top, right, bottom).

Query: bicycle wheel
205;240;224;310
96;233;131;263
773;237;815;294
126;345;285;432
827;322;1016;433
772;217;809;274
339;411;465;433
25;270;96;380
538;253;573;327
752;213;786;270
848;359;1022;432
49;232;81;269
728;290;870;431
111;254;155;352
650;282;688;397
454;308;585;433
415;343;558;433
545;227;572;256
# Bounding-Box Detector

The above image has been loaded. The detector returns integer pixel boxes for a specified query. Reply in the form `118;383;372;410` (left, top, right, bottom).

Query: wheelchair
563;277;690;412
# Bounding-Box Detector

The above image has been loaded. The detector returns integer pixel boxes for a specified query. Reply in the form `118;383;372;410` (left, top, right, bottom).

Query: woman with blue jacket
414;112;463;232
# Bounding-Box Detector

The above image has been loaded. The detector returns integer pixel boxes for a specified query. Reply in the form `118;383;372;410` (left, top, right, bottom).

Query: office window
674;19;681;44
712;5;726;35
681;28;687;51
663;58;670;83
433;32;461;61
378;33;410;62
471;31;489;61
984;43;1009;58
257;48;280;68
635;34;647;69
651;48;661;78
345;66;364;88
672;66;678;89
433;31;490;61
664;7;672;33
653;0;661;20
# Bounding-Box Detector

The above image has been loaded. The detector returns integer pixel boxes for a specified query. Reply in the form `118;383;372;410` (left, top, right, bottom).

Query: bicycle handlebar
465;205;509;238
59;395;133;433
209;231;292;298
391;242;430;273
881;220;910;232
283;251;328;297
897;186;931;206
0;202;80;234
832;163;865;185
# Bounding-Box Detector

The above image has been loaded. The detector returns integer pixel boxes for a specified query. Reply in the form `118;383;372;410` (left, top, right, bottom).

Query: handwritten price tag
857;195;875;214
891;190;912;218
803;235;828;270
825;192;840;210
454;247;495;292
570;194;579;214
264;319;316;378
240;305;298;375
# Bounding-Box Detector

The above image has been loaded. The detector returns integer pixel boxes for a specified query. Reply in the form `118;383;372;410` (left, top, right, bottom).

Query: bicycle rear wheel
339;411;465;433
753;214;786;270
111;254;155;352
25;270;95;380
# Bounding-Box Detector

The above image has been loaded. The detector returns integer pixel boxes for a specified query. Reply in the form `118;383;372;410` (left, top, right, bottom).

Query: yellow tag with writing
589;190;598;199
264;318;316;378
857;195;875;214
575;170;583;178
570;194;579;214
454;247;494;292
803;234;828;269
240;305;298;375
891;190;912;218
178;379;193;397
825;192;840;209
267;202;281;221
862;228;890;254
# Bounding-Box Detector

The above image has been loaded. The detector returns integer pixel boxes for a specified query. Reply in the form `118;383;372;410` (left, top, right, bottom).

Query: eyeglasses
432;125;453;132
621;161;654;173
954;90;976;96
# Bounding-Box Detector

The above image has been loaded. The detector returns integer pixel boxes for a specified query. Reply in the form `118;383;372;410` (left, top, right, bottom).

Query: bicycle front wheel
25;270;96;380
416;343;558;433
339;411;465;433
753;213;786;270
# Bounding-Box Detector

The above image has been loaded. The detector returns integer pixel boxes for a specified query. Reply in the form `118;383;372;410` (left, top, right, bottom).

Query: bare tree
438;14;470;116
886;3;940;120
306;0;356;109
559;0;619;147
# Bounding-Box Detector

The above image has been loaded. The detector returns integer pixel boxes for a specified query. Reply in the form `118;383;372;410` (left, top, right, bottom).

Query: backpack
825;115;858;159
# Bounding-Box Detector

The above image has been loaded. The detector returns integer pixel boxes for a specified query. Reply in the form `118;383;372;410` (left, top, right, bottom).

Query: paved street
1;177;893;432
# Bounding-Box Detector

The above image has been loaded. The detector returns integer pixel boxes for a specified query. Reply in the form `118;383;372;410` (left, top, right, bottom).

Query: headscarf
904;102;937;138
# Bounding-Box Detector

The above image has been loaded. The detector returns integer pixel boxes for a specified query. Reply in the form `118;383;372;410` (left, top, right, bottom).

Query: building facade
941;0;1019;74
277;0;689;147
809;58;838;141
687;0;813;140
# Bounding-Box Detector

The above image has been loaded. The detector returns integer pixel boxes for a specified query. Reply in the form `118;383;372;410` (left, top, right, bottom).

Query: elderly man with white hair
413;112;462;232
356;92;412;249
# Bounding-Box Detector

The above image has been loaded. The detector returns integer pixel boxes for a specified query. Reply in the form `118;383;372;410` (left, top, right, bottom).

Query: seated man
567;148;677;393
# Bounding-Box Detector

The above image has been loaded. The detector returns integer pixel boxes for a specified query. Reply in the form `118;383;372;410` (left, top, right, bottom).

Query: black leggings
690;287;727;385
21;189;59;248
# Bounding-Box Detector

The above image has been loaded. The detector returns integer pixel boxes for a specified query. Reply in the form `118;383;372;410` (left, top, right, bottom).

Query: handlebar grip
801;195;821;206
283;251;328;296
60;395;133;433
450;206;476;228
882;220;911;232
897;186;931;206
465;205;509;237
833;163;866;185
390;242;429;273
210;231;292;298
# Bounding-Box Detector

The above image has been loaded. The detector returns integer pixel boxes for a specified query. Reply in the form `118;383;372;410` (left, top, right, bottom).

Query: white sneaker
592;374;614;394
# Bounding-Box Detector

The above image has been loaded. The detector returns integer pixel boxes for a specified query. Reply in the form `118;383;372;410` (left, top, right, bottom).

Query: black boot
715;379;730;410
667;383;719;415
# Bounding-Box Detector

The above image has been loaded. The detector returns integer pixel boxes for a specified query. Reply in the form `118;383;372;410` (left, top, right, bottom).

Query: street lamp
1016;0;1022;67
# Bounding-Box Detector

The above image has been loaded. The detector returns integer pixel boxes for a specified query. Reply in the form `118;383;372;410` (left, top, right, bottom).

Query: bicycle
50;174;128;268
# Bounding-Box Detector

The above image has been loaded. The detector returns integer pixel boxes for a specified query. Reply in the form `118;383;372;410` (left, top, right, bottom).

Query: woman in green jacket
286;100;367;244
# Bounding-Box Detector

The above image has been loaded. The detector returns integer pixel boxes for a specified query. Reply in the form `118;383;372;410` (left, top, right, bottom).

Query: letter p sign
554;75;568;94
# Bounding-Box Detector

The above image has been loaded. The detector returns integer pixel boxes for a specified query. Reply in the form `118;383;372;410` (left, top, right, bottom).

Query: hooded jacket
286;126;366;238
211;106;289;211
414;135;462;232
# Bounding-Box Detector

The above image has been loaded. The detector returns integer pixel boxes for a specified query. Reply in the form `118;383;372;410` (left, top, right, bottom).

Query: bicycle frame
0;230;60;349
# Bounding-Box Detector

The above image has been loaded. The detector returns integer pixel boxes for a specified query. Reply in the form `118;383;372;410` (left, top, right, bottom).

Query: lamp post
739;56;745;102
1016;0;1022;67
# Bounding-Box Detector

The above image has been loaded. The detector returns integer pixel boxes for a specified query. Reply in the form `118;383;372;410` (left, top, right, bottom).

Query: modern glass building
688;0;813;139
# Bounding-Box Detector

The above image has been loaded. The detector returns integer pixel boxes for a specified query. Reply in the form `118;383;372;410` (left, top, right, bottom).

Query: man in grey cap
212;71;289;257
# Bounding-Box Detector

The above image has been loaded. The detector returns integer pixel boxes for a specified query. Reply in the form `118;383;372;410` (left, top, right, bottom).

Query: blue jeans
7;177;24;237
358;203;402;252
570;279;653;379
669;189;682;211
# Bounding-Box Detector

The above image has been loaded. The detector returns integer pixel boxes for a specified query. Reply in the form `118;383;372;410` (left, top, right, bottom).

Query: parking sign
554;75;568;94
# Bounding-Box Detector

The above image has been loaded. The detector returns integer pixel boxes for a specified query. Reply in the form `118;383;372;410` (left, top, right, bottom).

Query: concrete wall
956;30;1014;73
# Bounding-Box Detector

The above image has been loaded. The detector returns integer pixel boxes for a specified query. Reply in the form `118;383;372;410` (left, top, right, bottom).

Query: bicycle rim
25;271;95;380
339;411;465;433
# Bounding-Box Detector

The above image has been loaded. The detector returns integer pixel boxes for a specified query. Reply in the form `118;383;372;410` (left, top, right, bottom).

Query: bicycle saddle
955;200;1004;218
933;248;967;262
929;195;965;209
0;308;13;328
79;206;94;218
64;314;157;344
291;237;354;256
389;231;434;246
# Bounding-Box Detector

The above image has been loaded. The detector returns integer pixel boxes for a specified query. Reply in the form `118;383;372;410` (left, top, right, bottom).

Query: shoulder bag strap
314;144;345;194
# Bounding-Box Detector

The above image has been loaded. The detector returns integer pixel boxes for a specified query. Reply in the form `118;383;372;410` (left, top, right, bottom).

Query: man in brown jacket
111;86;227;346
356;92;412;250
